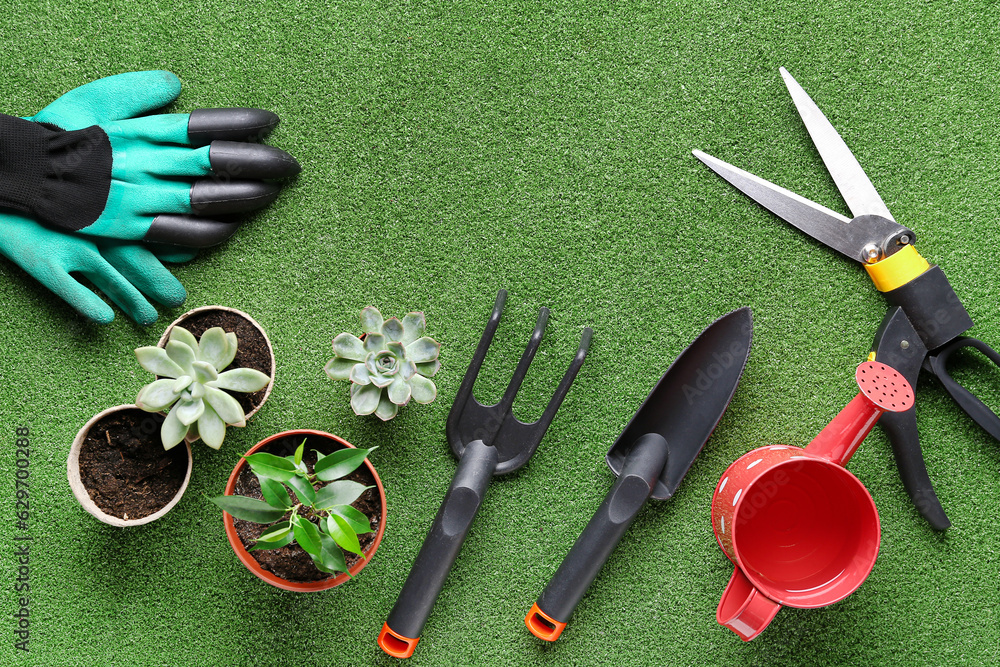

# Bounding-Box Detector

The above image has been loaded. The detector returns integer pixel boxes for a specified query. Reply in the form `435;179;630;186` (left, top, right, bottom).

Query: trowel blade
606;307;753;500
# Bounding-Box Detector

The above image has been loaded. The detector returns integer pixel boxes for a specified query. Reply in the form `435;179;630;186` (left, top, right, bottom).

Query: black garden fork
378;289;592;658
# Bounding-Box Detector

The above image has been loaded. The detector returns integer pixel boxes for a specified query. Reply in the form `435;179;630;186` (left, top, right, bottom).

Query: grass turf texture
1;1;999;664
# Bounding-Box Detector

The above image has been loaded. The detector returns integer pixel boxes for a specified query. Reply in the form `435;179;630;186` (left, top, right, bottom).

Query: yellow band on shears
864;244;931;292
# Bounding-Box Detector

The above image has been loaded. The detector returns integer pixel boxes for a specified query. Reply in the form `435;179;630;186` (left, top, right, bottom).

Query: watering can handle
717;567;782;641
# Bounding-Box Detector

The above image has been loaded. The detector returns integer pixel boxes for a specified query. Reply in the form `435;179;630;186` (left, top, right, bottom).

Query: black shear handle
873;308;951;530
926;336;1000;441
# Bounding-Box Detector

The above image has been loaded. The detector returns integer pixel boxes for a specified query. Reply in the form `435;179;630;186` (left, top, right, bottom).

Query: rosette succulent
325;307;440;421
134;326;271;450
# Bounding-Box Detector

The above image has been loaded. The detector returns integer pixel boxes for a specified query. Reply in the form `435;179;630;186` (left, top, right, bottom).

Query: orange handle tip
525;602;567;642
378;623;419;658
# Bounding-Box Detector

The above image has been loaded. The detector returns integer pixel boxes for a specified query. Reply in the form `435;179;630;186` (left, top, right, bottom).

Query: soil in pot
168;309;272;416
78;410;188;520
231;433;383;583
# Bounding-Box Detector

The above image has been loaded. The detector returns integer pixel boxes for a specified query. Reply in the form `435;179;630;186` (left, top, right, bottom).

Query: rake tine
531;327;593;430
448;290;507;425
498;307;549;415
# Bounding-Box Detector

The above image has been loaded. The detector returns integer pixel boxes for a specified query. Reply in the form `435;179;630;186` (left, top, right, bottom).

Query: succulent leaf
171;375;193;393
168;326;200;355
324;357;355;381
135;346;185;378
333;333;366;362
136;379;181;412
388;376;411;405
174;397;205;426
210;367;270;393
400;312;426;346
381;317;404;342
375;395;399;420
410;374;437;404
350;383;381;415
221;333;239;369
160;408;188;450
406;336;441;363
165;340;197;374
400;360;417;380
198;327;232;370
191;360;219;385
415;360;441;378
360;306;384;334
349;363;372;386
363;332;386;354
203;386;247;426
197;403;226;449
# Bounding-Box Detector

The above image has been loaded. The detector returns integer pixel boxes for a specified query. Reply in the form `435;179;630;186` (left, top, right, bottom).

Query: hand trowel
525;307;753;641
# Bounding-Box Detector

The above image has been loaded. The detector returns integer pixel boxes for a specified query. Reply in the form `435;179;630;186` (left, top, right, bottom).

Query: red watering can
712;361;913;640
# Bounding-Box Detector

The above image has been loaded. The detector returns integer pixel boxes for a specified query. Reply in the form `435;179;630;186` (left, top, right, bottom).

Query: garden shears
693;67;1000;530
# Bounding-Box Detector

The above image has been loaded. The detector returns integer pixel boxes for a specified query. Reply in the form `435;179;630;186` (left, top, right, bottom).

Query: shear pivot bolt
900;340;910;350
862;243;880;264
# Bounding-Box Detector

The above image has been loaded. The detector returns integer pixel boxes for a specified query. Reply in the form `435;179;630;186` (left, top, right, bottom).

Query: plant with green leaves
134;326;271;450
210;440;376;576
325;306;441;421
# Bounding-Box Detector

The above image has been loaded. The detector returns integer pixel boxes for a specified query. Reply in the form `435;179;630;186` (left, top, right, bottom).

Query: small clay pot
158;305;275;422
222;429;387;592
68;405;193;527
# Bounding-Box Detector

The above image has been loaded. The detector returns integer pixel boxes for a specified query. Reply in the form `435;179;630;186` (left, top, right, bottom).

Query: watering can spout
805;361;914;466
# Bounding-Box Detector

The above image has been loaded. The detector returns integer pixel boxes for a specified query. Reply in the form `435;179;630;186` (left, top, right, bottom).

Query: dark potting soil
231;433;383;583
166;309;272;415
78;409;189;520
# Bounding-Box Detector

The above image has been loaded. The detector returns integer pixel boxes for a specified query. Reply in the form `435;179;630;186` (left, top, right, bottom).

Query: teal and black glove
1;70;299;246
0;212;192;324
0;71;292;324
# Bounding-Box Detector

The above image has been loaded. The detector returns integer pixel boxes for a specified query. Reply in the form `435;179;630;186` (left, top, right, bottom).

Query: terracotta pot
158;305;275;422
68;405;193;527
222;429;387;592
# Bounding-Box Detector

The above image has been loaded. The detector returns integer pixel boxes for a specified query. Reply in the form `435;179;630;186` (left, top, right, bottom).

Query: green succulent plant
325;307;440;421
134;326;271;450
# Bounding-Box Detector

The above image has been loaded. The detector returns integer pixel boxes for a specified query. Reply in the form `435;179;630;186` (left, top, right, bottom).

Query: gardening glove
0;212;192;324
0;71;221;324
1;70;300;246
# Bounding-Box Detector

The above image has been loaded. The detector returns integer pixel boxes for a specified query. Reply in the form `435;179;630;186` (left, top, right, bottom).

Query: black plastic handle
927;336;1000;441
872;307;950;530
380;439;498;657
526;433;668;641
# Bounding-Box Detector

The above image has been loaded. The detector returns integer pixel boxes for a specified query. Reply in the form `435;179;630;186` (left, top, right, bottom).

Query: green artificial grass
2;0;1000;664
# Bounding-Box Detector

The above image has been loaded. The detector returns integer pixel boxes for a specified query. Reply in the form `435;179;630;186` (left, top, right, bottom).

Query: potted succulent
325;307;441;421
67;306;273;526
212;429;387;592
136;325;271;449
68;405;192;527
159;306;275;421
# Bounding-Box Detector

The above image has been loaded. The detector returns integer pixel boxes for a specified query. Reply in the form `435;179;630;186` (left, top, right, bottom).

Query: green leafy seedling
211;439;377;577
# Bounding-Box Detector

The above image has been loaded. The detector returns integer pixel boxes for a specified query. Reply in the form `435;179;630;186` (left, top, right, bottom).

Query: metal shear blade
693;67;915;264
